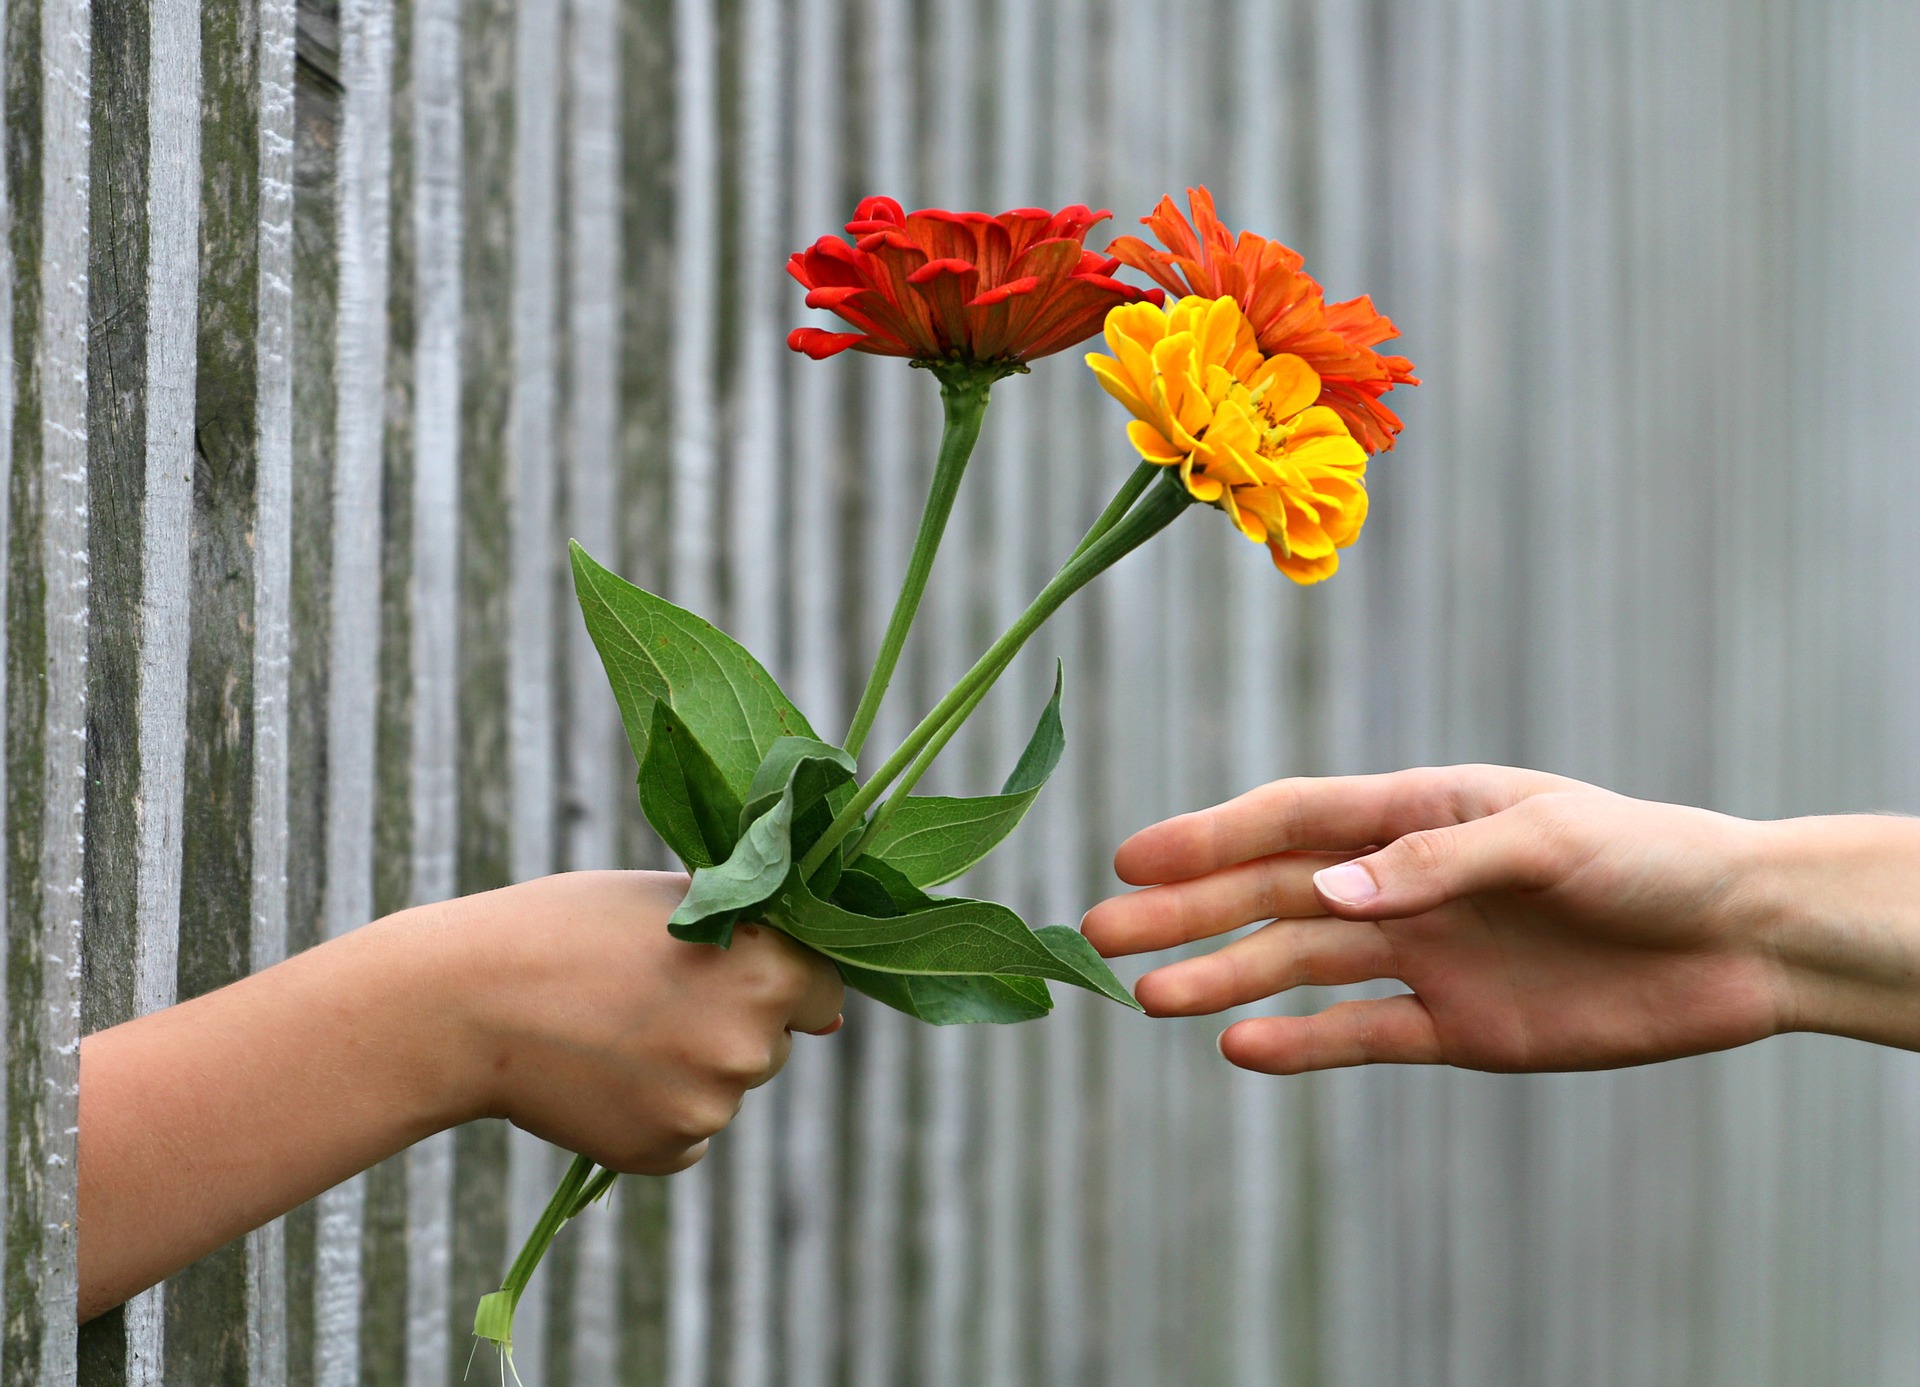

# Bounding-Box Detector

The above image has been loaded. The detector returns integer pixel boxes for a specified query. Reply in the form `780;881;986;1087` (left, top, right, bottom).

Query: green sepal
862;662;1066;888
571;541;815;798
637;700;743;869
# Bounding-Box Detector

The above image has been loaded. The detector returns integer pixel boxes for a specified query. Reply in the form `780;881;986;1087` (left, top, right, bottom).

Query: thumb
1311;802;1563;919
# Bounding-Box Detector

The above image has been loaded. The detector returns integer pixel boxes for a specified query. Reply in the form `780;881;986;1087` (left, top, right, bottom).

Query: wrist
351;897;511;1134
1750;814;1920;1049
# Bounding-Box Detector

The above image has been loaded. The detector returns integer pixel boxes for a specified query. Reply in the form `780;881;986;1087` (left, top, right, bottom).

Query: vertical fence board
401;0;462;1378
503;0;563;1376
448;0;515;1372
75;0;150;1371
847;0;914;1383
552;0;624;1380
4;0;90;1377
662;0;717;1382
611;0;675;1376
248;5;298;1385
314;1;395;1380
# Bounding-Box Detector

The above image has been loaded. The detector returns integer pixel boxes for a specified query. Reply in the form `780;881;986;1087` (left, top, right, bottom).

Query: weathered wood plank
401;3;461;1383
312;0;396;1381
610;0;675;1377
356;1;416;1377
775;0;846;1380
283;5;347;1379
245;4;298;1385
662;0;721;1381
445;0;516;1370
4;0;91;1377
717;0;786;1377
844;0;917;1381
503;0;564;1376
75;1;146;1379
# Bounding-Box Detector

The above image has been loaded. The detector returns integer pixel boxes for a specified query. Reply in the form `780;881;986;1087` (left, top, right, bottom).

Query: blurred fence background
7;0;1920;1382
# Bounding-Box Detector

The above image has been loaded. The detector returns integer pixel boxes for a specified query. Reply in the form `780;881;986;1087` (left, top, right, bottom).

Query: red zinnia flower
1107;187;1418;453
788;197;1165;370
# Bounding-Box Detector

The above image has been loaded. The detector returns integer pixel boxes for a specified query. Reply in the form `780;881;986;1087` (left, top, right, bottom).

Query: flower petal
787;328;868;359
1125;419;1185;464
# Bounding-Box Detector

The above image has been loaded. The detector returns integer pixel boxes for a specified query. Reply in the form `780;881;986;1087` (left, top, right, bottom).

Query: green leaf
860;663;1067;888
771;869;1143;1019
667;795;795;948
571;541;816;797
830;856;933;917
835;964;1054;1024
1033;925;1141;1010
669;737;860;947
742;737;857;832
636;701;743;869
999;660;1066;795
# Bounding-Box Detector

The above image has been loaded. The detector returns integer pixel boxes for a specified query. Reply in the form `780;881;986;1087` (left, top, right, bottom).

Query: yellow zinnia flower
1086;294;1370;583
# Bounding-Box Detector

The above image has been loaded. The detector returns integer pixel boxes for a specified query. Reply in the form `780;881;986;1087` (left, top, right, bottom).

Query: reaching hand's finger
1310;795;1586;921
1219;996;1441;1073
1081;851;1347;957
1132;917;1399;1016
1114;766;1571;886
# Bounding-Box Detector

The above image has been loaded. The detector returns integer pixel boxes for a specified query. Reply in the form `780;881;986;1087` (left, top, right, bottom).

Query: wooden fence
6;0;1919;1382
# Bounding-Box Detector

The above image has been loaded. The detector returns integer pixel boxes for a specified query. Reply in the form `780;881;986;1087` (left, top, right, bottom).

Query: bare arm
79;870;842;1321
1081;766;1920;1073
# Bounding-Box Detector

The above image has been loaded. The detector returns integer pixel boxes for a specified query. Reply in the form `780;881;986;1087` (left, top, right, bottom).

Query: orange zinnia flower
788;197;1165;370
1107;187;1418;453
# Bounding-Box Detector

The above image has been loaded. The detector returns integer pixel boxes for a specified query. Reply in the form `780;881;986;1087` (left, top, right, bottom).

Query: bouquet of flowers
475;187;1416;1354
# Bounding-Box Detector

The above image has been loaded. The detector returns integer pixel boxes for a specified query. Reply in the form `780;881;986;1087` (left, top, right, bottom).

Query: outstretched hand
1081;766;1920;1074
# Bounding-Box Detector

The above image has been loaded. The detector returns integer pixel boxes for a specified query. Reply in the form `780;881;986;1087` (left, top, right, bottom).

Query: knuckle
1395;827;1453;879
655;1140;711;1175
1509;793;1588;880
671;1092;741;1145
712;1036;777;1086
1249;857;1289;921
1264;779;1309;844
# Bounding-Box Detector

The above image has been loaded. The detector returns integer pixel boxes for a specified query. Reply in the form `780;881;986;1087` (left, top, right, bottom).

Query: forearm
1756;814;1920;1050
78;904;478;1321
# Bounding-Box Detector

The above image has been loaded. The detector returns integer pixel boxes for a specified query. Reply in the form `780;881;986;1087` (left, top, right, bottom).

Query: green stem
846;666;1001;859
474;1154;599;1344
1068;460;1159;564
842;369;997;758
802;477;1192;878
567;1166;619;1218
850;460;1168;857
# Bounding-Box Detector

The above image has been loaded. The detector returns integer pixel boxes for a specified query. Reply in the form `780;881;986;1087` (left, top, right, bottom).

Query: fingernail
1314;860;1379;906
815;1014;844;1036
